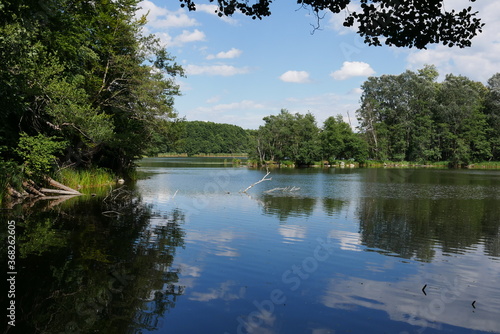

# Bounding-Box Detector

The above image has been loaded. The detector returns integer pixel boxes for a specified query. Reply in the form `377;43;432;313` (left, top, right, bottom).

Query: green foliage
0;0;184;176
357;66;495;165
320;115;368;162
485;73;500;160
16;132;67;178
0;157;23;204
250;109;321;165
174;121;250;156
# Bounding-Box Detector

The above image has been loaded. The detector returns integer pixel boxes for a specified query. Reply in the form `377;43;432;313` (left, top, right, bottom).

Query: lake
3;157;500;334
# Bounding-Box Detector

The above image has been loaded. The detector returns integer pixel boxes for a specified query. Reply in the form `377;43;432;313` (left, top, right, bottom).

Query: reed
55;168;115;189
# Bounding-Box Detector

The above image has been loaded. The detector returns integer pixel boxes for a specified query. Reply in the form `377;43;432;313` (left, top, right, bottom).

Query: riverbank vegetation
1;0;183;202
152;121;251;156
248;66;500;168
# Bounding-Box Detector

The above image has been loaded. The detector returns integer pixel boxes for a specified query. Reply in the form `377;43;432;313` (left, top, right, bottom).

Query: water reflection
7;160;500;334
357;195;500;261
278;224;307;244
2;188;186;333
320;247;500;333
259;194;317;222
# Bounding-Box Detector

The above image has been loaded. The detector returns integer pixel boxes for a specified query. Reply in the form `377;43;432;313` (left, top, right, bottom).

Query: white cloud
183;99;272;129
137;1;198;28
279;70;311;83
282;92;360;129
331;61;375;80
327;2;361;34
198;100;266;112
185;64;249;76
406;2;500;83
175;29;206;44
206;95;222;103
155;29;206;47
207;48;243;60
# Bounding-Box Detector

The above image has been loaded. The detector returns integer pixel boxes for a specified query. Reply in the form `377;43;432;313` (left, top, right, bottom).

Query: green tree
15;133;67;179
251;109;320;165
174;121;250;155
357;66;440;162
0;0;184;174
484;73;500;160
321;115;368;162
434;75;490;165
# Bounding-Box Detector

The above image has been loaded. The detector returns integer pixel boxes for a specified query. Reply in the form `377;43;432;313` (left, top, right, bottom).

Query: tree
174;121;250;155
434;75;490;165
251;109;320;165
357;66;439;162
0;0;184;174
484;73;500;160
320;115;368;162
178;0;484;49
357;67;493;165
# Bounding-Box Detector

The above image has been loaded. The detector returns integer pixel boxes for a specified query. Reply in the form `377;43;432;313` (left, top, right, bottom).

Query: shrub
15;133;67;179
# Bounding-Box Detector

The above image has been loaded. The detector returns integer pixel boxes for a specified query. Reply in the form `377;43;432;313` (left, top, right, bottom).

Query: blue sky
137;1;500;129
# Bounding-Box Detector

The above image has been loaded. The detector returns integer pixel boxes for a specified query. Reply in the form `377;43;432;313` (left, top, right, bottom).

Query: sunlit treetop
177;0;484;49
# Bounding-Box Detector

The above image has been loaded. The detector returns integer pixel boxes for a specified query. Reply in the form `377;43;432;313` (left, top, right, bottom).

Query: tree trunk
44;176;81;194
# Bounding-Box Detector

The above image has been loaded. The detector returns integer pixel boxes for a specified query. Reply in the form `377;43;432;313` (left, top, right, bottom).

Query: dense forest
358;66;500;165
248;110;367;165
150;121;251;156
248;66;500;167
1;0;183;198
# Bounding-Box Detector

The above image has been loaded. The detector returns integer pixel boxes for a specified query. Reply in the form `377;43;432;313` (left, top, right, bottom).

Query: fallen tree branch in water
243;170;271;193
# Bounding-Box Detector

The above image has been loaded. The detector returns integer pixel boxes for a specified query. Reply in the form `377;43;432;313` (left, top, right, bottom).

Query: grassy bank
156;152;248;158
363;160;500;169
55;168;116;190
246;159;500;169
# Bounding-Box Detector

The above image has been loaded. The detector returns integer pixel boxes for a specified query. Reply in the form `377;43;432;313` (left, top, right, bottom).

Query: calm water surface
3;157;500;334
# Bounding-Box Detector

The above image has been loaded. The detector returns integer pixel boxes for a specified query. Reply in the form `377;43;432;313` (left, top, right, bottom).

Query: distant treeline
155;66;500;167
249;66;500;166
150;121;251;156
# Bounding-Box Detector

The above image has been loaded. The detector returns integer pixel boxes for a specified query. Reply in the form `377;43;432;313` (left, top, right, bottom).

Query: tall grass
55;168;115;189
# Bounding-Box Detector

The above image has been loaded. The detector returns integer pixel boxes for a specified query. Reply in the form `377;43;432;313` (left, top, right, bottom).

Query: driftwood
39;188;82;196
44;176;81;194
243;170;272;193
7;186;24;198
23;181;46;197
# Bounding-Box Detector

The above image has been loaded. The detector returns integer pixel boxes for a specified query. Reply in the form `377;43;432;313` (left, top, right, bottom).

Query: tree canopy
357;66;500;165
249;109;367;165
173;121;251;155
178;0;484;49
0;0;184;176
